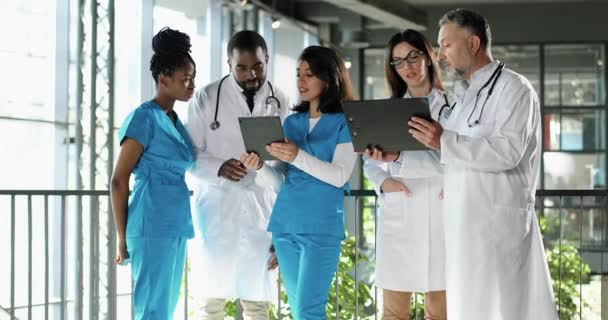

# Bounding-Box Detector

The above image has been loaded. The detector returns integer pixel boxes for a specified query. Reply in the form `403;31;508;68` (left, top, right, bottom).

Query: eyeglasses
390;50;424;69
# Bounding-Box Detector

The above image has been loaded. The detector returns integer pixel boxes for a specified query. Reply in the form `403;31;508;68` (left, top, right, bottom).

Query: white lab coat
440;61;557;319
364;89;452;293
186;75;290;301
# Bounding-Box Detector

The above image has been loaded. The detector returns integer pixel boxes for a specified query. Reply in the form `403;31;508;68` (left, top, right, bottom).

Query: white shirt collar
454;60;501;101
470;60;500;86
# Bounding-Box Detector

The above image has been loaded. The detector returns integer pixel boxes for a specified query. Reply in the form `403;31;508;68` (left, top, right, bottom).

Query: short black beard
243;88;257;96
236;78;265;93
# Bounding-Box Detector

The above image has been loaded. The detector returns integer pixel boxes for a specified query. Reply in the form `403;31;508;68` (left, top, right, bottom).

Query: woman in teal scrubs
110;27;196;320
240;46;357;319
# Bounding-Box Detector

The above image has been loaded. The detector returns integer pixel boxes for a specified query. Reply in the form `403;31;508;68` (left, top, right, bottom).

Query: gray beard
440;61;464;81
446;65;470;82
446;69;461;81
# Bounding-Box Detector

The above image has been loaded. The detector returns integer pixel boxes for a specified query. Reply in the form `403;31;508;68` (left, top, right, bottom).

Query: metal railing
1;189;606;319
0;190;113;320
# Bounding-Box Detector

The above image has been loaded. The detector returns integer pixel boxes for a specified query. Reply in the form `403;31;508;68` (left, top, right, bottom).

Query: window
544;44;606;189
363;48;389;99
544;153;605;189
0;0;59;189
544;110;605;151
544;44;605;107
153;3;211;122
0;1;55;121
493;45;540;94
270;18;318;104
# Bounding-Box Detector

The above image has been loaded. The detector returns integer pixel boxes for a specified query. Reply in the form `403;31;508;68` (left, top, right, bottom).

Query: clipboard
342;98;432;152
238;116;285;161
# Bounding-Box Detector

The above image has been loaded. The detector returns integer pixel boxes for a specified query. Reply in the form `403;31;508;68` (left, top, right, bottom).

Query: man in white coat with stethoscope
186;30;290;320
408;9;558;320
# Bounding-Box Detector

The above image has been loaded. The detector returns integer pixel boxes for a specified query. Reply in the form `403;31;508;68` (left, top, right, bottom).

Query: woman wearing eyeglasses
363;29;455;320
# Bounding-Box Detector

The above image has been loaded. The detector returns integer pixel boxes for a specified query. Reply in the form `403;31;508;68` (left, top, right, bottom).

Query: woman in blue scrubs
240;46;357;319
110;27;196;320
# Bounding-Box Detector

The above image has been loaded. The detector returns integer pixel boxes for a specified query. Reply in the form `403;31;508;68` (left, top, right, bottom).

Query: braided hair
150;27;195;83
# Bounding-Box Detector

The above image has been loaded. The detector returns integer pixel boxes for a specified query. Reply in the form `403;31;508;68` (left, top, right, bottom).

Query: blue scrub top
118;100;195;238
268;112;351;238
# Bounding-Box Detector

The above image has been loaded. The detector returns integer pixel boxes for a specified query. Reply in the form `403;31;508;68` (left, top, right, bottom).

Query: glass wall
152;2;211;122
545;44;605;107
0;2;66;318
363;48;389;99
493;45;541;94
272;18;309;104
543;44;606;189
0;0;61;189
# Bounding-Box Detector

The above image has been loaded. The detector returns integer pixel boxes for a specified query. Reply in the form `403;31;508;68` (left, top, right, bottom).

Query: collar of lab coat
228;74;272;102
454;60;501;101
469;60;501;88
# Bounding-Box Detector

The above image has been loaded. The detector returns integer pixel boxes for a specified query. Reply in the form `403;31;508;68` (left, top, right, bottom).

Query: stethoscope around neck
466;61;505;127
209;74;281;130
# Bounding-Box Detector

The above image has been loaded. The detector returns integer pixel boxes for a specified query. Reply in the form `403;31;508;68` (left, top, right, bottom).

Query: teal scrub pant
272;233;342;320
127;237;187;320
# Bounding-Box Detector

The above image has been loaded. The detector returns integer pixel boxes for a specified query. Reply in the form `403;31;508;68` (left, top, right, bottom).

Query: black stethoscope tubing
467;62;505;127
210;75;280;130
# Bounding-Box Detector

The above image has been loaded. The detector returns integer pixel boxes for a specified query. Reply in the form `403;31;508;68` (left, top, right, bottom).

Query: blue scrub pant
127;237;187;320
272;233;342;320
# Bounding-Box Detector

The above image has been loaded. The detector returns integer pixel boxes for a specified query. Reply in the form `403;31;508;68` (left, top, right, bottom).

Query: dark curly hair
150;27;195;83
293;46;357;114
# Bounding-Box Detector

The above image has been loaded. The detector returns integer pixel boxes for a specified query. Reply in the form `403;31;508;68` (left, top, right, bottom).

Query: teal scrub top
118;100;195;238
268;112;351;238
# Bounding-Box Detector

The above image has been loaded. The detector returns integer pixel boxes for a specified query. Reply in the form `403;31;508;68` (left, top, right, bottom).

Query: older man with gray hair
408;8;558;320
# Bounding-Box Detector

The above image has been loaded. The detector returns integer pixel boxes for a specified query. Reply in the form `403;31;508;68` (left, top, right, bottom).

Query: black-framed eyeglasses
390;50;424;69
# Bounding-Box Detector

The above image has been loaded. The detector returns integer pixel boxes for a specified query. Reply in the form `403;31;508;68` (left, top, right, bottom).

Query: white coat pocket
489;205;533;268
464;120;495;138
380;192;408;235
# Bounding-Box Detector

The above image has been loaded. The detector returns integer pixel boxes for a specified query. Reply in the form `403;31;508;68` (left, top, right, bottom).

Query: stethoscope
210;75;281;130
438;93;457;120
467;61;505;127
